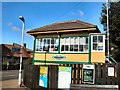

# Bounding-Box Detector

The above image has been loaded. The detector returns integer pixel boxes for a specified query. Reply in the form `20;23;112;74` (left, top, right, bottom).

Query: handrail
106;56;117;63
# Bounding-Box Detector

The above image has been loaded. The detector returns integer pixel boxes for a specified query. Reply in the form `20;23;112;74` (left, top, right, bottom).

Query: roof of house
27;20;100;35
1;44;32;58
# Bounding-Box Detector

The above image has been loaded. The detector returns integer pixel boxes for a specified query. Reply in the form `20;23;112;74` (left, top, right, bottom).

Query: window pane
98;43;103;50
93;36;97;42
54;46;58;51
83;45;88;51
75;37;79;44
65;45;69;51
98;36;103;42
36;39;40;51
55;39;59;46
55;39;59;51
51;38;54;44
74;45;78;52
98;46;103;50
70;45;74;51
66;38;70;45
70;38;74;45
60;38;65;44
80;37;85;45
61;45;64;51
93;44;97;50
39;39;43;51
86;37;88;44
50;44;54;51
43;39;49;51
79;45;83;51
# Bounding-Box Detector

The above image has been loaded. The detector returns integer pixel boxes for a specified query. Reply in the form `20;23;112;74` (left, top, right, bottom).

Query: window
35;38;58;52
92;35;104;51
11;48;20;53
60;37;88;53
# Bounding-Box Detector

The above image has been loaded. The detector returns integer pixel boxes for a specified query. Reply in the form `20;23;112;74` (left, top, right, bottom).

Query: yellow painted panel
34;53;45;60
91;52;105;63
46;54;88;62
34;53;89;62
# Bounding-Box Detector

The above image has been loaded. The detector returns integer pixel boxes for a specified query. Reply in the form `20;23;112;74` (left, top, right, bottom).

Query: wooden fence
69;63;118;85
23;63;120;89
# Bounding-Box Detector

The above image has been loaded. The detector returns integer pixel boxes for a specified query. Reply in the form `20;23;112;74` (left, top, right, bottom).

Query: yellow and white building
27;20;105;65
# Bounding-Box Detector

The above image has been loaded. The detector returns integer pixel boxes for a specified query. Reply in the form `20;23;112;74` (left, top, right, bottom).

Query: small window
92;35;104;51
93;43;97;50
93;36;97;42
98;36;103;42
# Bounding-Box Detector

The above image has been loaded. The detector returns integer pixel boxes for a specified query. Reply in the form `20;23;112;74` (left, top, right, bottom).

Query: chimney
23;43;26;48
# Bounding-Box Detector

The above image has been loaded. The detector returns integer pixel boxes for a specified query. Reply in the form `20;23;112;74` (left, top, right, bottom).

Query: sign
52;55;66;60
39;66;48;88
82;64;95;84
108;67;114;76
58;66;72;88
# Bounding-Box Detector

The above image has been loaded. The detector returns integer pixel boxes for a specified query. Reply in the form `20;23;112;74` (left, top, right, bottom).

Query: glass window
60;37;88;53
92;35;104;51
98;36;103;42
35;38;58;52
74;45;78;52
93;36;97;42
93;43;97;50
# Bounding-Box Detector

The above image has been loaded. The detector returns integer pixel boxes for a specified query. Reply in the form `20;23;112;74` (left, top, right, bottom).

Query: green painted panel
34;60;89;64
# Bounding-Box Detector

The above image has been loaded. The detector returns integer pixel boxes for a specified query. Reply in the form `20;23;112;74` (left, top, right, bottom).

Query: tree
100;2;120;62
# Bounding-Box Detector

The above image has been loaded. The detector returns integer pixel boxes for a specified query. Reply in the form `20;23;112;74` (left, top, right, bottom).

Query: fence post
48;65;58;89
23;64;40;89
117;63;120;89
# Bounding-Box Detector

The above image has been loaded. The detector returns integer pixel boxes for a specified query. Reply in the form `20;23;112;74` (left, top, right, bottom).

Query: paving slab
1;79;28;90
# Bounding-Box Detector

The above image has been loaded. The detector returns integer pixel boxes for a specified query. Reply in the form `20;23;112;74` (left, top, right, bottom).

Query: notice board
39;66;48;88
58;66;72;88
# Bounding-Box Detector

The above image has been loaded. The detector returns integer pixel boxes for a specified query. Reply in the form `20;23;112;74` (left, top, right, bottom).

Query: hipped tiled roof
1;44;32;58
27;20;100;34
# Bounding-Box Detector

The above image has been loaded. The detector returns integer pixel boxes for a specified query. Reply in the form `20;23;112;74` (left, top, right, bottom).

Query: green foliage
100;2;120;62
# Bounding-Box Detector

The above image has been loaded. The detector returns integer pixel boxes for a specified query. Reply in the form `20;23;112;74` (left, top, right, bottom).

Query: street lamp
18;16;25;86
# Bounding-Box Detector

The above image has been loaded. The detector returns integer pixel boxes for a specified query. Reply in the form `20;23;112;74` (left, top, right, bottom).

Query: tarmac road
0;70;27;89
1;70;19;81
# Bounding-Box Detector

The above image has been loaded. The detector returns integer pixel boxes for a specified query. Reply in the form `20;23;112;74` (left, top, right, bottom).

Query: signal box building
27;20;105;65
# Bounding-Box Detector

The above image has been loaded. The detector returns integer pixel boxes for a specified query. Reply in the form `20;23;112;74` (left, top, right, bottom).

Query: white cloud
8;22;13;26
78;10;84;17
11;26;21;31
71;10;84;17
8;22;21;32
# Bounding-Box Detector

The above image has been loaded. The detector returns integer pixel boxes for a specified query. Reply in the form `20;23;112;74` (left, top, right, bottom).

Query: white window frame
60;37;89;53
91;35;105;52
35;38;58;53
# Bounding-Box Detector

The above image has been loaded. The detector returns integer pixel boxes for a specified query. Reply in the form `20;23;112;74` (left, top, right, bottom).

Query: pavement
2;70;19;81
1;79;28;90
0;70;28;90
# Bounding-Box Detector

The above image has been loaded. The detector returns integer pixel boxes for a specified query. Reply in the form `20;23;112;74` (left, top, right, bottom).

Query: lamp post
18;16;25;86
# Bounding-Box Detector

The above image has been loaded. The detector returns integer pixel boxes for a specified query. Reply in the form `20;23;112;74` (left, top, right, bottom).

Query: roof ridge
35;20;95;30
27;20;99;34
78;20;96;26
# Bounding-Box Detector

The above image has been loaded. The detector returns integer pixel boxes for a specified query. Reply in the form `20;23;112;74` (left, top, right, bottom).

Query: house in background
1;43;32;65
